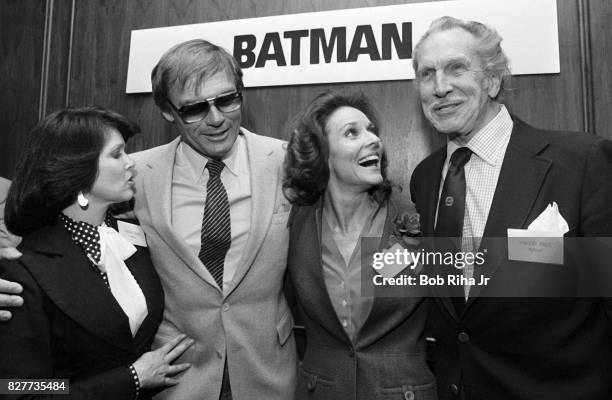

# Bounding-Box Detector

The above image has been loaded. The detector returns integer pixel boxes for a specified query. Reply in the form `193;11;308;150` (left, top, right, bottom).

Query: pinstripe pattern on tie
199;159;231;288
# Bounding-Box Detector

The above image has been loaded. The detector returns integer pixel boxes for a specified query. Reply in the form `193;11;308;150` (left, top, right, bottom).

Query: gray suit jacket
287;198;436;400
131;128;296;400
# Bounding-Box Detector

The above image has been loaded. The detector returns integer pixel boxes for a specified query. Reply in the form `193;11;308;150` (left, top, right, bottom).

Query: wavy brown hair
283;91;393;206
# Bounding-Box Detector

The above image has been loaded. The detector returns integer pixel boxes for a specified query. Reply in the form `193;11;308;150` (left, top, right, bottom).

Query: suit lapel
226;130;278;297
414;148;458;319
357;199;430;345
21;225;134;351
465;118;551;307
297;203;353;345
140;138;218;289
358;201;402;342
418;148;446;235
125;247;164;345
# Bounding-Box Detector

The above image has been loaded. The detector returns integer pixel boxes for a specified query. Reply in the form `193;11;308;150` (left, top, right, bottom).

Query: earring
77;191;89;209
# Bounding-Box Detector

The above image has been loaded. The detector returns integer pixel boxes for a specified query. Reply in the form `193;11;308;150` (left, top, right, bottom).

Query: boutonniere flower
388;212;422;248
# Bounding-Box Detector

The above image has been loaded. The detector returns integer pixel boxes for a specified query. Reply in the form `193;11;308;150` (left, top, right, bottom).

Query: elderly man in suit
409;17;612;400
0;40;295;400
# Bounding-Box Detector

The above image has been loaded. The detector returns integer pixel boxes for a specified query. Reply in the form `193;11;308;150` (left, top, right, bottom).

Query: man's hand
0;247;21;260
0;279;23;321
0;247;24;321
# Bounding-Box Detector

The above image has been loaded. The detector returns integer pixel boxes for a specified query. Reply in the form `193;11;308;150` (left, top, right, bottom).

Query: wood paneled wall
0;0;46;180
1;0;611;205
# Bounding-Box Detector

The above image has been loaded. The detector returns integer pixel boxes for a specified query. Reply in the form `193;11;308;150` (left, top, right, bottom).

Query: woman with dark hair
0;106;192;399
284;92;436;400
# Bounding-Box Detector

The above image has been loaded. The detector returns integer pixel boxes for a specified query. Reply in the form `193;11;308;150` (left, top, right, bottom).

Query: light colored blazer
131;128;296;400
0;177;21;248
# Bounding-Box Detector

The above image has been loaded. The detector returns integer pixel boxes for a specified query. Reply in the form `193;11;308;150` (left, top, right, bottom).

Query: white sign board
126;0;559;93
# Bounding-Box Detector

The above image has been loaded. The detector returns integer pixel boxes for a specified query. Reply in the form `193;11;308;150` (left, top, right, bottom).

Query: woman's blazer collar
18;222;153;351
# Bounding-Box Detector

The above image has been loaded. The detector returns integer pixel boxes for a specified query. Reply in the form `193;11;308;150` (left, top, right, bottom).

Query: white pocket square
527;202;569;237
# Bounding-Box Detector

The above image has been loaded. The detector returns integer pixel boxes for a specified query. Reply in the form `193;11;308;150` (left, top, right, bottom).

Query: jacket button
404;390;415;400
348;348;355;357
458;332;470;342
222;303;230;312
450;383;460;396
307;375;317;391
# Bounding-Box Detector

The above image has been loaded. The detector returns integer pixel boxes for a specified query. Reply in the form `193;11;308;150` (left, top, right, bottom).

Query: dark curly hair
283;91;393;206
5;106;140;236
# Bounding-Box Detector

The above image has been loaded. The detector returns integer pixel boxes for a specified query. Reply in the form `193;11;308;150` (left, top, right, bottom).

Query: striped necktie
199;159;231;289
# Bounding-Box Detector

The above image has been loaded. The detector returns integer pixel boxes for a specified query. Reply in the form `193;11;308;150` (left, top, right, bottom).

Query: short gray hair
151;39;244;111
412;16;511;99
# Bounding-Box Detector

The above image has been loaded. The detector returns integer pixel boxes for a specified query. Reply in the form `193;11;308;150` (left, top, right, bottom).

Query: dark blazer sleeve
0;260;136;400
578;138;612;323
579;137;612;235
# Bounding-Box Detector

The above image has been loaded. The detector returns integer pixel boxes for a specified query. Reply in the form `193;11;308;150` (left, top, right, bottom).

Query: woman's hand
132;334;194;389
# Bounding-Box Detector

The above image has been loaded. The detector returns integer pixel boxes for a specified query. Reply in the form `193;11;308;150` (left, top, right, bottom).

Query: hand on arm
132;334;193;389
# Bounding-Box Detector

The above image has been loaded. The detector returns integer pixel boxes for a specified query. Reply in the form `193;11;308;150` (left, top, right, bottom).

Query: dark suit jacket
287;198;437;400
410;117;612;400
0;220;164;400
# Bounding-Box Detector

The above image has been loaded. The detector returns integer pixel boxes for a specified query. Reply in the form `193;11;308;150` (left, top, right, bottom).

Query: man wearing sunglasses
0;39;296;400
136;39;296;400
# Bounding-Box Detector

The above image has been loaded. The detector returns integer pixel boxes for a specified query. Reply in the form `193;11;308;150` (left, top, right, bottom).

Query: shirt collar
177;131;244;179
60;213;108;264
447;105;513;167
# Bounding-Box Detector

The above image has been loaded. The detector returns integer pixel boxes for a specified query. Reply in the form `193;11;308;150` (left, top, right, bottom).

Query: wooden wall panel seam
64;0;76;107
578;0;595;134
38;0;54;120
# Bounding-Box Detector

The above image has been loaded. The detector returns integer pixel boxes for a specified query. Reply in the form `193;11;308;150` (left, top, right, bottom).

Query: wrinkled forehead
416;28;480;67
169;69;236;103
181;66;233;92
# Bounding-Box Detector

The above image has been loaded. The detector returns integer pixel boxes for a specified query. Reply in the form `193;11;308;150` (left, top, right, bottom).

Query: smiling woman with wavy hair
283;91;392;206
283;91;436;400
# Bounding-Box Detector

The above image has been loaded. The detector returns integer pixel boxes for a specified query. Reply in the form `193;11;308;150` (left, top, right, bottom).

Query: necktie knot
206;159;225;178
450;147;472;170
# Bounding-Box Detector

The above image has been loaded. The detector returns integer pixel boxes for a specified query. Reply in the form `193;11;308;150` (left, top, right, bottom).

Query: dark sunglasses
165;91;243;124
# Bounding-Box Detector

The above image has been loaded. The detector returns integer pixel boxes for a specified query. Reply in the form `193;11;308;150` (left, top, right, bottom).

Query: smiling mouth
358;154;380;168
204;128;229;137
434;102;461;113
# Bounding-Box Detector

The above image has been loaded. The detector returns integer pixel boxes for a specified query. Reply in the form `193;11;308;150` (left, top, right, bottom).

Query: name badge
118;221;148;247
507;228;563;265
